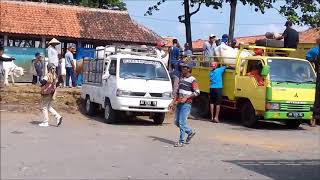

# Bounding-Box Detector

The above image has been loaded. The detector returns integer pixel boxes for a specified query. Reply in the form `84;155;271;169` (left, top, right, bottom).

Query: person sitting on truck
169;63;199;147
247;63;264;86
209;61;226;123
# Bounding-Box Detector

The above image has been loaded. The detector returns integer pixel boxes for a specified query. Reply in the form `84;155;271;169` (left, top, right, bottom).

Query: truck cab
192;46;316;128
81;46;172;124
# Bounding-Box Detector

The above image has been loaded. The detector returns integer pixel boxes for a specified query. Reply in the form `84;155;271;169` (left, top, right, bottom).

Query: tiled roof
162;37;176;47
0;1;161;44
192;28;319;51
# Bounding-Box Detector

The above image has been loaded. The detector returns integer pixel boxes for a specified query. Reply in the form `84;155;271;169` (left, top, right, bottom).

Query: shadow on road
191;109;308;131
29;120;42;125
225;159;320;180
148;136;175;145
77;100;170;126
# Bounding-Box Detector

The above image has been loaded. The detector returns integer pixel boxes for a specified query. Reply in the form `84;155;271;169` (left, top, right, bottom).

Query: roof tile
0;1;160;44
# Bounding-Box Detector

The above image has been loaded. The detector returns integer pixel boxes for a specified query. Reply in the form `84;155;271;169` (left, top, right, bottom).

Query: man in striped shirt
169;63;200;147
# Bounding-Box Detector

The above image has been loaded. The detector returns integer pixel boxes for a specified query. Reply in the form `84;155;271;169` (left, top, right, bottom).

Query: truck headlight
162;92;172;99
266;103;280;110
116;89;131;97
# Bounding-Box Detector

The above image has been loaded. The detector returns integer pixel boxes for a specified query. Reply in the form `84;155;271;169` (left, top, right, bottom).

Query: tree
146;0;320;46
27;0;127;10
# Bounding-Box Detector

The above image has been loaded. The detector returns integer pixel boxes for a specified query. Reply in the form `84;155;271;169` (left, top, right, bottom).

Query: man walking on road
209;61;226;123
169;63;199;147
65;45;76;87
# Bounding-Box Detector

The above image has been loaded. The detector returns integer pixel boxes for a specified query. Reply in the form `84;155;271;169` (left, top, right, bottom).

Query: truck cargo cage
82;56;104;85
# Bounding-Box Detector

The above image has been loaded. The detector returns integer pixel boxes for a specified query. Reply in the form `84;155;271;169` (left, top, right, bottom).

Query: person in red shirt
247;63;264;86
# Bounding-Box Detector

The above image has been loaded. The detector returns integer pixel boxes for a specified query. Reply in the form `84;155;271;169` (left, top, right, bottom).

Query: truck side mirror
261;65;270;76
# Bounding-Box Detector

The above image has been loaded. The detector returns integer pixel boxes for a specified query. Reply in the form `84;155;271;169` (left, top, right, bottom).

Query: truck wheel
285;120;301;129
153;113;165;125
84;96;96;115
240;101;257;128
104;100;117;124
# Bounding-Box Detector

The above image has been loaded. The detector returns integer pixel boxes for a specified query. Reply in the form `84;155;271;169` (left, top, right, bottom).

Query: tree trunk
228;0;237;44
184;0;193;50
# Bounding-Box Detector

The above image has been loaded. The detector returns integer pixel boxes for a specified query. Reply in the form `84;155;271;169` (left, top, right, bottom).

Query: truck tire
153;113;165;125
104;100;117;124
285;120;301;129
240;101;257;128
84;96;97;115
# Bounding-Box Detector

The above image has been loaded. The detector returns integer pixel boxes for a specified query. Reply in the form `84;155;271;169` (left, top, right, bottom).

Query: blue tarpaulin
76;48;95;60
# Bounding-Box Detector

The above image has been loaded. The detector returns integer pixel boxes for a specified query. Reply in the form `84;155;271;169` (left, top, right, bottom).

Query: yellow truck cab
192;46;316;128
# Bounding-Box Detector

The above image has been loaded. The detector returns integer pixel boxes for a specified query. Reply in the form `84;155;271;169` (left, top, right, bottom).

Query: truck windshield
268;58;316;83
120;59;170;81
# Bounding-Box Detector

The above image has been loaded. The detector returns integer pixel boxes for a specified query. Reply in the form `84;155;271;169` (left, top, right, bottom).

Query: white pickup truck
81;46;172;124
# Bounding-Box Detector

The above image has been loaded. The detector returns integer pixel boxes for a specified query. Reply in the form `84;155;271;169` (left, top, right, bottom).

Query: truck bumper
111;97;171;113
264;111;313;120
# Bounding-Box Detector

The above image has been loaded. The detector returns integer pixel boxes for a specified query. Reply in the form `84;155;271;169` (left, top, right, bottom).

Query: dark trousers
66;67;76;87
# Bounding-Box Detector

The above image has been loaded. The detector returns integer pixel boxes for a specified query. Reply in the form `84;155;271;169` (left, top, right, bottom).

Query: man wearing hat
65;45;76;87
203;34;217;63
281;21;299;48
31;52;44;84
47;38;63;86
169;62;199;147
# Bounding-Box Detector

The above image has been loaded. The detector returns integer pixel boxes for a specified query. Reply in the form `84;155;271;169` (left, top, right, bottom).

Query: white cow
2;55;24;86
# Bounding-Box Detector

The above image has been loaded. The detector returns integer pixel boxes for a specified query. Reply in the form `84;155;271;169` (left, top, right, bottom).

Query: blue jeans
175;103;192;143
66;67;76;87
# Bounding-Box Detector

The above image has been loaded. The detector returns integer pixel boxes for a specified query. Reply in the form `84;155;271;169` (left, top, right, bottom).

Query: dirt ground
0;85;82;113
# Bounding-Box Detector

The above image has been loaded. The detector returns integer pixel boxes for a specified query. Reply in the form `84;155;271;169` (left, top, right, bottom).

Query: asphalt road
1;110;320;179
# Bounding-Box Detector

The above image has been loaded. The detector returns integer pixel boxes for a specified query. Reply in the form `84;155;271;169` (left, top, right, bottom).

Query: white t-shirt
47;46;59;67
155;49;169;67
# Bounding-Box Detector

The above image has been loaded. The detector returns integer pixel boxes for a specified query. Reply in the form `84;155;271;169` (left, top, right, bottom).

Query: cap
35;52;41;57
180;62;193;69
48;38;60;45
210;61;218;68
209;34;216;38
156;41;165;48
222;34;229;39
285;21;293;27
47;63;56;70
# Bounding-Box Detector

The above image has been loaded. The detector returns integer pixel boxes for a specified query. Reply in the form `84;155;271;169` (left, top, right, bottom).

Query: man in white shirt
155;41;169;68
203;34;217;65
65;45;76;87
47;38;60;67
47;38;63;86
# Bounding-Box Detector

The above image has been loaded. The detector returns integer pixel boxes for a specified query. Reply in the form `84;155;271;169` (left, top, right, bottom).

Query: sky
123;0;309;43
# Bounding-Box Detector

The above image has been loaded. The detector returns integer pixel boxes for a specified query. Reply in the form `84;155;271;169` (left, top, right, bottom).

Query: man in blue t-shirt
169;39;180;71
209;61;226;123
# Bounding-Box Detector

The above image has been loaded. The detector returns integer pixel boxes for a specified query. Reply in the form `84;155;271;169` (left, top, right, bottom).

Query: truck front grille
280;104;311;112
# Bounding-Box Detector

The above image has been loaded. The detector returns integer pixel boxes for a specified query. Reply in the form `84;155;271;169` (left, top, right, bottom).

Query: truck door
235;59;266;111
104;59;118;106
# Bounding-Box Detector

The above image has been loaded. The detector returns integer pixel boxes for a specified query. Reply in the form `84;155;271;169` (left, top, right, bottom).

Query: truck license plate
140;100;157;107
287;112;304;118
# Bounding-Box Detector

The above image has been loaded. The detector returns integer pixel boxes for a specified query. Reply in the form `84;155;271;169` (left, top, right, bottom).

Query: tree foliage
27;0;127;10
145;0;320;28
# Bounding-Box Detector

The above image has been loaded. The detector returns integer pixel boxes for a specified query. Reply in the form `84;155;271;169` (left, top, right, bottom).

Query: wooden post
41;37;46;48
228;0;237;44
3;34;8;46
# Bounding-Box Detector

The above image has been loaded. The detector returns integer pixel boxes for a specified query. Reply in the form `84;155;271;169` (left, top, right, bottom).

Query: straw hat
48;38;60;45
